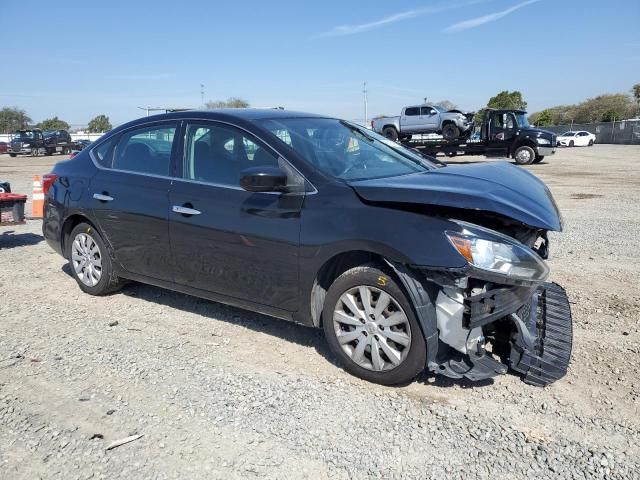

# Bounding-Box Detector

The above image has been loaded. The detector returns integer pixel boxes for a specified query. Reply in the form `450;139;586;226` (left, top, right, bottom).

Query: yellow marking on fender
377;275;388;286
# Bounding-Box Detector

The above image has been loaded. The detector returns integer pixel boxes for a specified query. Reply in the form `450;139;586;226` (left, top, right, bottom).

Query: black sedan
42;109;572;387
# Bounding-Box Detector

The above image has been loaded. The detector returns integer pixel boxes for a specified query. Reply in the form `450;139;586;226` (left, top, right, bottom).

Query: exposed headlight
446;222;549;283
536;138;551;145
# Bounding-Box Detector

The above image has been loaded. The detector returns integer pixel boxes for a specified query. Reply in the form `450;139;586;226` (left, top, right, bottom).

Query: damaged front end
393;221;572;386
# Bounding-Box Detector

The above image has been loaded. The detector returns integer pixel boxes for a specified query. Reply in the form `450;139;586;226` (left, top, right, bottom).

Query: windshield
433;105;447;113
257;118;436;181
515;112;530;128
14;131;34;138
561;131;575;136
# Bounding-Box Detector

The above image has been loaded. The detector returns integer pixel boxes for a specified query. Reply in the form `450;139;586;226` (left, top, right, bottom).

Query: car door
400;107;421;133
576;132;589;146
168;120;303;311
88;121;177;281
487;112;517;155
420;106;439;130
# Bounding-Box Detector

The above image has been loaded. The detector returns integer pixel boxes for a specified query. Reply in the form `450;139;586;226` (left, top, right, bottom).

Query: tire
382;127;398;142
533;156;544;164
441;123;460;141
569;140;574;147
322;264;427;386
588;139;594;146
9;153;16;158
67;222;122;296
514;145;536;165
31;147;39;157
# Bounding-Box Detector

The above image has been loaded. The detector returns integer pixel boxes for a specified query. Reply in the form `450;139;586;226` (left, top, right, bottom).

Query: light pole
200;84;205;108
363;82;368;126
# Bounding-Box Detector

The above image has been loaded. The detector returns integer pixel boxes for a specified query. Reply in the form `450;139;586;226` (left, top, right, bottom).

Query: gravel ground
1;145;639;479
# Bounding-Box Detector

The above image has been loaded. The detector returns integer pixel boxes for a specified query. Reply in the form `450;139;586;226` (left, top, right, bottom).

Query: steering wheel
337;153;368;178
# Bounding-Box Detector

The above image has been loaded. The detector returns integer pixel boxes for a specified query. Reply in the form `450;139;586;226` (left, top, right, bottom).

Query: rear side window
404;107;419;116
113;124;176;176
92;138;116;168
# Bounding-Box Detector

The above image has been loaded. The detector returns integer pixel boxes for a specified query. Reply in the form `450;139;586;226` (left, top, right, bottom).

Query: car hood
11;138;31;144
349;162;562;231
521;127;554;138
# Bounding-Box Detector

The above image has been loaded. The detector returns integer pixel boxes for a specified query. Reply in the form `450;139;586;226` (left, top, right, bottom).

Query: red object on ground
0;193;28;225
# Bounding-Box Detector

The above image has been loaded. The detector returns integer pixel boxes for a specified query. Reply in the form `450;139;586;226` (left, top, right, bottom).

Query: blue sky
1;0;639;127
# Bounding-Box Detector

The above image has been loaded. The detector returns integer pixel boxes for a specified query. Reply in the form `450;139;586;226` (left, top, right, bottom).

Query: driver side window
183;122;280;187
113;124;176;176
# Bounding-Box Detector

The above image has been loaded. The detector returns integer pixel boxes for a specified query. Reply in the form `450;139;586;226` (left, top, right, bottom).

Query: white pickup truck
372;104;474;141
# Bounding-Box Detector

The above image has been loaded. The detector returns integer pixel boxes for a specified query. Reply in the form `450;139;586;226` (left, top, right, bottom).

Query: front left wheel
322;264;426;385
67;222;123;295
441;124;460;141
514;145;535;165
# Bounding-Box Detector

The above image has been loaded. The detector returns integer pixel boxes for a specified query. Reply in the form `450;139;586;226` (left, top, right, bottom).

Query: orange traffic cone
31;175;44;219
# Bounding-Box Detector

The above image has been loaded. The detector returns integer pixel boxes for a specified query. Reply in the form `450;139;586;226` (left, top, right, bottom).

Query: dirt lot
1;145;639;479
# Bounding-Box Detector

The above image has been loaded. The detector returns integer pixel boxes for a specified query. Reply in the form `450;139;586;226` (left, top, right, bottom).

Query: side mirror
240;166;287;193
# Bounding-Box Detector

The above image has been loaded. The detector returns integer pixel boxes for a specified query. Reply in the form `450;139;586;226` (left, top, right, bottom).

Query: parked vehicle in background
44;130;73;154
372;104;474;141
9;129;72;157
556;130;595;147
43;109;572;388
0;180;10;193
403;109;556;165
72;139;93;151
0;141;8;154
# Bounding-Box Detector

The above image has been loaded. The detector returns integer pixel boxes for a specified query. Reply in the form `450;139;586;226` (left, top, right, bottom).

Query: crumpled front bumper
391;260;572;386
437;279;572;385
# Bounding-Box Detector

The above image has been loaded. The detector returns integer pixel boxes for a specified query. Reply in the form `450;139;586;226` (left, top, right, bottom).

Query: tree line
0;97;253;135
528;84;640;126
0;107;113;134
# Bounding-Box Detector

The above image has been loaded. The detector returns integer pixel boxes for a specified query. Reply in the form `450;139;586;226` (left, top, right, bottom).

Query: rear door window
113;124;177;176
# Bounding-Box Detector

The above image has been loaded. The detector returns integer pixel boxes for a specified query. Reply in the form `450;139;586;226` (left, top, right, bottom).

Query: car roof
134;108;330;123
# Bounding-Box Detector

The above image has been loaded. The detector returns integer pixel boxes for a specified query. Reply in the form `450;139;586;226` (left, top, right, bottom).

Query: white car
556;130;596;147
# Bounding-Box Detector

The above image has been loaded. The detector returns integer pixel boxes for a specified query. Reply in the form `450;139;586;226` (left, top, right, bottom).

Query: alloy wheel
333;286;412;372
71;232;103;287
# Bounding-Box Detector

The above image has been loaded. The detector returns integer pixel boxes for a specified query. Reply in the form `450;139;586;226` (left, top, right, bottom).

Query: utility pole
200;84;205;108
362;82;368;126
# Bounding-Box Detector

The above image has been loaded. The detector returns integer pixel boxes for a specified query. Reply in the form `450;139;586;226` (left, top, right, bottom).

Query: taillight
42;173;58;195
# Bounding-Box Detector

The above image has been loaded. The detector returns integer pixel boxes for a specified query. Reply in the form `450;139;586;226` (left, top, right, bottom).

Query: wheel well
310;251;389;327
382;124;398;132
441;120;455;126
61;214;97;257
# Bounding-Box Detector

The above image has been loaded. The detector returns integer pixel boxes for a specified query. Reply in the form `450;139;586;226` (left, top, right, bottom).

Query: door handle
93;193;114;202
172;205;201;216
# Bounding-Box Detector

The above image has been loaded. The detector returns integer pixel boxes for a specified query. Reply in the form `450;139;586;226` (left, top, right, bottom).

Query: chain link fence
544;120;640;145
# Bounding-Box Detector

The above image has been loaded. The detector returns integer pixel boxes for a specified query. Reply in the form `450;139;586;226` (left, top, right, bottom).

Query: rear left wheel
382;127;398;141
67;223;123;295
322;264;426;385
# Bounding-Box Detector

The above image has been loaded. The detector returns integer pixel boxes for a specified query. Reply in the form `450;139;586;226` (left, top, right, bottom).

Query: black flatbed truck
401;109;556;165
